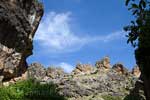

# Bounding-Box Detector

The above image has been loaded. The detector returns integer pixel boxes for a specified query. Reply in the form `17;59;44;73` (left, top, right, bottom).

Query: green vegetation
0;79;66;100
124;94;145;100
102;95;122;100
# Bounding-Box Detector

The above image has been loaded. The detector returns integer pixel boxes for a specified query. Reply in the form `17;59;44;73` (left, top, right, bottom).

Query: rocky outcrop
72;63;93;75
46;67;136;100
112;63;129;75
95;56;111;70
46;67;66;79
27;63;46;80
24;62;135;99
0;0;43;81
57;69;134;99
23;57;138;100
1;56;141;99
132;65;141;78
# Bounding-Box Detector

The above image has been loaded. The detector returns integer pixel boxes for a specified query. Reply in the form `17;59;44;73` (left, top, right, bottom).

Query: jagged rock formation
25;57;141;100
0;0;43;81
71;63;94;75
27;63;46;80
95;56;111;69
46;67;66;79
112;63;129;75
58;69;134;99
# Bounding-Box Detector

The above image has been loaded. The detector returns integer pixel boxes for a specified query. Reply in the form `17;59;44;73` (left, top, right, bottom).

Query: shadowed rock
112;63;129;75
132;65;141;78
0;0;43;81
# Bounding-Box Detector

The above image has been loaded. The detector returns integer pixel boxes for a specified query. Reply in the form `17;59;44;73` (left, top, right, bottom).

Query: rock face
72;63;93;75
0;0;43;81
27;63;46;80
112;63;129;75
19;57;141;100
46;67;66;79
132;65;141;78
95;56;111;69
58;69;133;99
43;65;136;100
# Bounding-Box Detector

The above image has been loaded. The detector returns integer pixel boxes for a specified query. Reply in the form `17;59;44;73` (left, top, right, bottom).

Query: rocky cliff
26;57;143;100
0;0;43;81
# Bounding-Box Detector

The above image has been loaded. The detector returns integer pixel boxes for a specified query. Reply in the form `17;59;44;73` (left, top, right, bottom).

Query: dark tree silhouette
124;0;150;99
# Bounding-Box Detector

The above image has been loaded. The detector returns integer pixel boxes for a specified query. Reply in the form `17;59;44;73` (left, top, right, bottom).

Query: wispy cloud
34;12;84;52
57;62;74;73
34;11;125;53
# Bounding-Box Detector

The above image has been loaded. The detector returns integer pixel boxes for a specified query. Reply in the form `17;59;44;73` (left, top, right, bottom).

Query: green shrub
102;95;122;100
123;94;145;100
0;79;66;100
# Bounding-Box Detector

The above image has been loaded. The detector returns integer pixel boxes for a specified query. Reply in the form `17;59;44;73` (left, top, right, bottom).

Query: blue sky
27;0;136;72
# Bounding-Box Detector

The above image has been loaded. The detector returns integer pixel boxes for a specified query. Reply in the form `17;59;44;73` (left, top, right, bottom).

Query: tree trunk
135;48;150;100
143;75;150;100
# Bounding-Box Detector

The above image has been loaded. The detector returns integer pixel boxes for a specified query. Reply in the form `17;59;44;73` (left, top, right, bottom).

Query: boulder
27;63;46;80
112;63;129;75
0;0;43;80
46;67;66;79
72;63;93;75
95;56;111;69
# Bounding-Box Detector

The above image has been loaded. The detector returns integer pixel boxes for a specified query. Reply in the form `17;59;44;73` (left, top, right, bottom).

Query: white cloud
35;12;85;52
57;62;74;73
90;31;126;43
34;11;125;53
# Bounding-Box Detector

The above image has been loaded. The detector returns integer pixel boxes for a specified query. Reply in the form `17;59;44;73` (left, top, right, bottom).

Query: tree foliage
124;0;150;47
124;0;150;77
124;0;150;99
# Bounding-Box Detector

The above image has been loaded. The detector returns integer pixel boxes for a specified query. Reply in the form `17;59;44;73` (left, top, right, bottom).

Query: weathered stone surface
1;54;141;99
132;65;141;78
21;57;137;99
112;63;129;75
46;67;66;79
7;57;140;100
27;63;46;80
31;58;138;99
95;57;111;70
0;0;43;80
72;63;93;75
57;68;134;99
